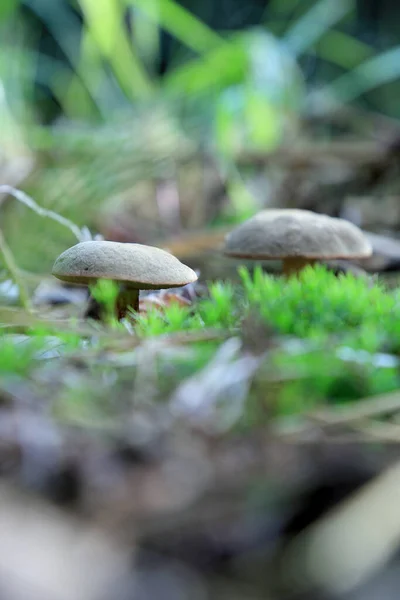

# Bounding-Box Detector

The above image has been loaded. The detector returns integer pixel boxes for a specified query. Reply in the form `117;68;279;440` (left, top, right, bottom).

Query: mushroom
52;240;198;319
223;209;372;276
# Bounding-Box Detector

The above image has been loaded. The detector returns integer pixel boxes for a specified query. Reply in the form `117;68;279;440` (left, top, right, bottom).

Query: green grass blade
127;0;224;55
78;0;153;99
309;44;400;107
283;0;354;56
129;0;160;74
163;35;247;94
312;30;372;69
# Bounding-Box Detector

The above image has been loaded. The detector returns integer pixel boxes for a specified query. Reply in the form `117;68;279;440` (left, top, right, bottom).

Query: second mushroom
223;209;372;276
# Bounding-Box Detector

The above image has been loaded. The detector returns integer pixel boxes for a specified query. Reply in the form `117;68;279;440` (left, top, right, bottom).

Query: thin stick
348;419;400;443
310;390;400;426
0;229;32;311
272;389;400;441
0;185;83;241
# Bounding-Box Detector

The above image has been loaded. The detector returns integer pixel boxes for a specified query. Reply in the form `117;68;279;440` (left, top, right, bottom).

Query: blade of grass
129;0;160;74
19;2;85;91
313;30;373;70
78;0;153;100
283;0;354;57
163;33;247;95
13;51;99;121
309;45;400;109
22;0;109;115
127;0;224;55
61;29;116;118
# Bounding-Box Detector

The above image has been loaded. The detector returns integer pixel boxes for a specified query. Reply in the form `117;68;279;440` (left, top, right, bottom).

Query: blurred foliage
2;5;400;579
2;0;400;273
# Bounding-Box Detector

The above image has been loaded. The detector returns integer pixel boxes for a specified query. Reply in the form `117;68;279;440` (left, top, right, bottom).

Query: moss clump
136;265;400;351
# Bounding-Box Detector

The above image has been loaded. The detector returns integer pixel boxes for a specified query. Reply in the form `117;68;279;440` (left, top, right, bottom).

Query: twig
310;390;400;426
154;328;233;345
348;419;400;443
235;140;385;168
0;185;83;241
272;390;400;441
0;185;90;312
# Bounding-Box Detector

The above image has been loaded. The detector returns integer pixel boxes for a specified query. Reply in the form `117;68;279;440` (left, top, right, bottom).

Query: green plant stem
0;229;33;312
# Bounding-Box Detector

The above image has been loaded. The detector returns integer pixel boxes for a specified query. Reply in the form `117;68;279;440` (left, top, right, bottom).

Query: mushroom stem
116;286;139;319
282;257;317;277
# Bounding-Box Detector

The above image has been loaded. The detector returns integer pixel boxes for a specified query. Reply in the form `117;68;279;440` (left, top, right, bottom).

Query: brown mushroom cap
223;209;372;260
52;241;198;289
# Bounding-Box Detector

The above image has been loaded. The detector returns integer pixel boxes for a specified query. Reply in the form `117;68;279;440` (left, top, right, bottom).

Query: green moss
128;265;400;416
136;265;400;348
238;265;396;338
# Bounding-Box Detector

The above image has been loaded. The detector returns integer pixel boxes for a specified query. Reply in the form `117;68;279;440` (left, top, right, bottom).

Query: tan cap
223;209;372;276
52;241;198;289
223;209;372;259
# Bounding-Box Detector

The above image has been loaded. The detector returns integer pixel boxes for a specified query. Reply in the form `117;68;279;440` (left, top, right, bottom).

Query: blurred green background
1;0;400;273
